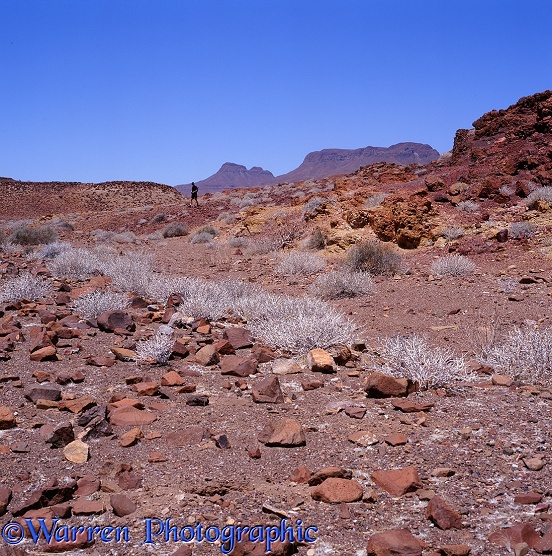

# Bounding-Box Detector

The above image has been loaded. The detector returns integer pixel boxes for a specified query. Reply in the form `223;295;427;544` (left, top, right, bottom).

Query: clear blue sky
1;0;551;185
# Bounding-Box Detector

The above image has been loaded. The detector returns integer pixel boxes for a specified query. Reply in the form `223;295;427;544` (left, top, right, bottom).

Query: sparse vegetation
509;221;536;239
477;326;552;385
441;226;465;241
47;247;103;280
151;213;167;224
275;251;326;276
162;222;188;238
243;237;279;256
376;334;468;390
304;229;326;250
190;231;215;244
345;239;402;275
431;254;476;276
0;273;52;302
525;186;552;209
73;291;130;318
302;197;325;219
136;330;174;364
364;192;389;208
309;270;374;299
8;223;58;245
456;200;479;212
227;236;249;248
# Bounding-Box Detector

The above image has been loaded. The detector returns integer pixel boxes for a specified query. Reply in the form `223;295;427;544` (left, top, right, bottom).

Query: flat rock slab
391;399;434;413
365;371;414;398
258;418;306;447
371;466;421;497
109;406;157;427
366;528;424;556
223;327;253;349
311;478;363;503
166;427;210;446
220;355;258;377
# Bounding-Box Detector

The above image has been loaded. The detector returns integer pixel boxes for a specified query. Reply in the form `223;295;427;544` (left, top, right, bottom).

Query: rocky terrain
176;143;439;194
0;90;552;556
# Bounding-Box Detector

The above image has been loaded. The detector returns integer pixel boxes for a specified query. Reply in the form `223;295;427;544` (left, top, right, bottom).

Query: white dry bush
244;237;279;256
509;221;537;239
456;200;479;213
377;334;467;390
227;236;249;248
47;247;104;280
0;273;52;302
102;251;155;295
477;327;552;385
275;251;326;276
190;231;215;244
72;291;130;319
441;226;465;241
136;330;174;364
309;270;374;299
364;192;389;208
302;196;326;219
36;241;72;259
525;186;552;209
431;254;476;276
235;293;357;353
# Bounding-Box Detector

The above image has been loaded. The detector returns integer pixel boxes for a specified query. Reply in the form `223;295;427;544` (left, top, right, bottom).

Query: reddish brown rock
110;493;137;517
438;545;471;556
492;374;514;386
251;376;284;403
365;371;414;398
391;399;434;413
514;492;542;504
97;311;135;333
426;496;463;529
366;528;424;556
44;423;75;448
223;327;253;349
534;528;552;553
86;355;116;367
307;348;336;373
109;406;157;427
166;427;210;446
0;406;16;429
344;406;366;419
220;355;258;377
133;381;159;396
290;466;311;484
72;499;105;515
194;344;220;366
488;524;540;549
308;467;352;486
26;383;61;403
311;477;363;503
301;379;324;391
119;427;143;447
75;476;100;497
252;345;277;363
30;345;58;362
110;347;137;361
384;433;408;446
58;395;96;414
161;370;185;386
0;487;11;515
258;418;306;447
371;466;422;497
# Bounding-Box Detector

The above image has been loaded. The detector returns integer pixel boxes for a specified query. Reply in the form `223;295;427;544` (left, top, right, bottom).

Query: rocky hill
0;179;185;219
177;142;439;193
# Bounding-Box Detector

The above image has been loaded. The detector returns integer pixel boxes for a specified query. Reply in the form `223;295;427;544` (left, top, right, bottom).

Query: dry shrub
456;200;479;212
431;254;476;276
73;291;129;318
9;223;57;245
310;270;374;299
304;229;326;250
163;222;188;238
0;273;52;302
275;251;326;276
346;239;402;275
376;334;468;390
441;226;465;240
526;186;552;209
509;221;536;239
136;330;174;364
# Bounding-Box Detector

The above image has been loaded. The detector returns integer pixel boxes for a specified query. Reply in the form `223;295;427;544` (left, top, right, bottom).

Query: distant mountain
176;142;439;194
275;142;440;183
176;163;275;194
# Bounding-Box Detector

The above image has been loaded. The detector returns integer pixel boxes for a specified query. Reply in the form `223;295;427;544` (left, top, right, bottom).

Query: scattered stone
311;478;363;503
110;347;137;361
344;406;366;419
258;418;306;447
307;348;336;373
391;399;434;413
75;476;100;496
26;383;61;403
366;528;424;556
166;427;210;446
161;370;185;386
97;311;135;333
109;406;157;426
272;358;301;375
492;374;514;386
30;346;58;364
194;344;220;366
110;493;137;517
534;529;552;554
0;487;12;515
63;440;89;463
86;355;116;367
301;379;324;391
431;467;455;477
58;395;96;414
365;371;414;398
290;466;311;484
220;355;258;377
133;381;159;396
72;499;105;515
0;406;16;429
44;423;75;448
186;395;209;406
514;492;542;504
371;467;422;497
213;433;231;449
251;376;284;403
384;433;408;446
348;431;378;446
523;457;545;471
308;467;352;486
223;327;253;349
148;451;168;462
426;496;463;529
489;524;540;549
438;545;471;556
513;543;530;556
119;427;143;447
248;447;261;459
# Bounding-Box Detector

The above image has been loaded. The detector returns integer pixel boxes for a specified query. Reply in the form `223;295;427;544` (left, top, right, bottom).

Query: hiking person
190;182;199;207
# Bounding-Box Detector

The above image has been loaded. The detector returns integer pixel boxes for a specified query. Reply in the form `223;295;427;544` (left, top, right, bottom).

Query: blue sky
1;0;551;185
